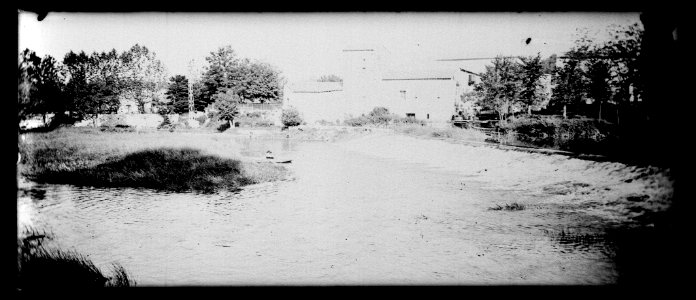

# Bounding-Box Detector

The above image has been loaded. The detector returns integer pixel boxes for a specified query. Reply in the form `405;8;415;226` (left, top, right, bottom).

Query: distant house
284;48;472;126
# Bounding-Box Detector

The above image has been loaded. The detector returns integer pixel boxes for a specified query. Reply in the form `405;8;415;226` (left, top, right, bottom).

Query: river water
17;138;618;285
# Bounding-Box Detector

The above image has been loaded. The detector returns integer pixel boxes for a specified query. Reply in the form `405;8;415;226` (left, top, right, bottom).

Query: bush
344;107;401;127
281;107;303;127
394;116;427;126
100;115;128;128
99;124;136;133
194;114;207;125
499;115;617;153
217;121;231;132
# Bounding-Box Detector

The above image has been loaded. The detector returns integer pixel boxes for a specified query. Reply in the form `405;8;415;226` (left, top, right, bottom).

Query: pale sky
18;12;641;82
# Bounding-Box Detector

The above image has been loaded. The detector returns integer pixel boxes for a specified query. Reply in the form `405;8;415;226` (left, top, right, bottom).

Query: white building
284;47;474;126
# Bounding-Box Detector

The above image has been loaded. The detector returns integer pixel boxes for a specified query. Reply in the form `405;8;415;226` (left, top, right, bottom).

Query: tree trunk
527;105;532;115
598;101;602;121
616;106;620;125
563;105;567;119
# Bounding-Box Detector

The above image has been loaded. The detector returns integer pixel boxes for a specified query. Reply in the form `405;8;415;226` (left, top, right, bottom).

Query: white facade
284;48;466;125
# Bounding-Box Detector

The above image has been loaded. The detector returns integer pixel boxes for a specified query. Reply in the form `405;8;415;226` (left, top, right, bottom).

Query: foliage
550;55;589;110
474;56;521;121
498;115;617;153
165;75;191;114
281;106;303;127
549;23;644;118
61;50;122;124
212;89;241;123
236;111;275;127
317;74;343;82
518;54;546;113
200;45;284;106
118;44;167;113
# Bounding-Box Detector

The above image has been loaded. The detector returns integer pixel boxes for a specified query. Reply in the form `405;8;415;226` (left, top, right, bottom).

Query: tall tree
518;54;545;114
60;50;122;124
212;88;240;127
236;59;283;103
119;44;167;113
201;46;284;106
17;49;42;121
165;75;191;114
586;58;613;120
35;55;64;123
551;55;589;118
474;56;521;120
201;46;240;108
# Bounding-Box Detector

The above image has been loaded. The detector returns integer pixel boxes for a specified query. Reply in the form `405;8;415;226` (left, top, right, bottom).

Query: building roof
287;81;343;93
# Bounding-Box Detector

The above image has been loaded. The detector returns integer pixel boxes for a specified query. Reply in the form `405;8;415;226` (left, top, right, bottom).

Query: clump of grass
488;202;526;211
30;148;285;193
17;227;135;289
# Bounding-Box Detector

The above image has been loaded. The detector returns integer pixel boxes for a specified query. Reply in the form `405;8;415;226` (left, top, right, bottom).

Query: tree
281;106;303;127
119;44;167;113
541;54;558;74
60;50;122;124
318;74;342;82
201;46;284;106
551;56;589;118
212;89;240;127
18;49;43;121
165;75;191;114
201;46;240;108
236;60;284;103
518;54;545;114
586;58;613;120
61;50;92;122
474;56;521;120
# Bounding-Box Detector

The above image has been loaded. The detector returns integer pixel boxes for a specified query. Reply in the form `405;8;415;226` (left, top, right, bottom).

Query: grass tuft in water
488;202;526;211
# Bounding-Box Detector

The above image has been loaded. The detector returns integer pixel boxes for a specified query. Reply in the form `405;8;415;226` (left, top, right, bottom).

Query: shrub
194;114;207;125
281;107;303;127
498;115;617;153
217;121;231;132
99;124;136;133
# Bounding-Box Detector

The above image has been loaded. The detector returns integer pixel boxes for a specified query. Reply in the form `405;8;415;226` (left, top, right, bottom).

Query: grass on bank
18;227;135;289
18;127;288;193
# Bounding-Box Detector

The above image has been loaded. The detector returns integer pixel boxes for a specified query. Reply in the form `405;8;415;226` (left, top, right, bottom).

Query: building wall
380;79;457;122
285;48;460;125
284;91;347;124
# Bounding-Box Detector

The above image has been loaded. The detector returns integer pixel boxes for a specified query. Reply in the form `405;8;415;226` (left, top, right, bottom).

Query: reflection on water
17;138;620;285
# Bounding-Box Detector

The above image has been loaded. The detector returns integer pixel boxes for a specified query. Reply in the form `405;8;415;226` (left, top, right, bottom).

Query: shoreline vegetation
18;127;289;194
18;227;135;289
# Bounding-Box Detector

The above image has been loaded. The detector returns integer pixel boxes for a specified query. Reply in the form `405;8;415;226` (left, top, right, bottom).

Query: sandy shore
336;131;674;227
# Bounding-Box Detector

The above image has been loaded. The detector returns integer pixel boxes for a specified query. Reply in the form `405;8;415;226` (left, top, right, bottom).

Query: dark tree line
474;23;644;123
18;44;167;127
162;45;284;115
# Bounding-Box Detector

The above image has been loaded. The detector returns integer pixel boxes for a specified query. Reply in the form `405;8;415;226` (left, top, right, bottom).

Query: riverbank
337;131;673;226
18;127;289;193
336;130;676;285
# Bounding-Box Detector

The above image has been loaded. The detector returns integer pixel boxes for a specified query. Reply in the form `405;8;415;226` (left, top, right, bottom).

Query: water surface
17;138;618;285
